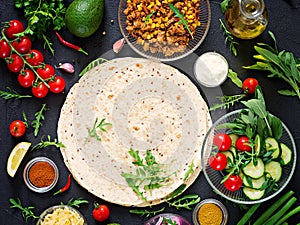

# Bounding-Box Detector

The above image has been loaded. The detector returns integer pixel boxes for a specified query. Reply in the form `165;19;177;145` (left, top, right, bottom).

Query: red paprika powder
28;161;55;187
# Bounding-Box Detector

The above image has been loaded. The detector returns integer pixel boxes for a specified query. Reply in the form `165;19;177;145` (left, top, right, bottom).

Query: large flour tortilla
57;57;212;206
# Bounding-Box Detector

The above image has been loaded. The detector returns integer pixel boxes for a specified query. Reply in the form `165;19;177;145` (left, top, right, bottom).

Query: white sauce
193;52;228;87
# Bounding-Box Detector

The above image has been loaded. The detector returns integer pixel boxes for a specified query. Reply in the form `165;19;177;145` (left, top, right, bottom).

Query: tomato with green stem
4;20;24;39
242;78;259;95
6;54;24;73
236;136;252;152
209;152;227;170
213;133;232;151
12;36;32;54
18;69;35;88
32;82;48;98
48;76;65;93
92;203;110;222
25;49;44;66
224;174;242;192
10;120;26;137
36;64;55;80
0;39;12;58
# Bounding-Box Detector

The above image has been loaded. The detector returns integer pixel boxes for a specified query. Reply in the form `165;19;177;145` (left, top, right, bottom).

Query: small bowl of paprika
23;156;59;193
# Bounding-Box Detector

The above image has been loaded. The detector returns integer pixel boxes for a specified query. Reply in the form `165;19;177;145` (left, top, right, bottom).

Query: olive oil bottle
225;0;268;39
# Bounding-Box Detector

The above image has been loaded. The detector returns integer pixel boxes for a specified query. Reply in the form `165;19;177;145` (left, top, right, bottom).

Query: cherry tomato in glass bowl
10;120;26;137
25;49;44;66
12;36;32;54
92;203;110;222
37;64;55;80
48;76;65;93
0;40;12;58
236;136;252;152
224;175;242;192
242;78;259;95
32;82;49;98
209;152;227;171
4;20;24;39
18;69;36;88
6;54;24;73
213;133;232;151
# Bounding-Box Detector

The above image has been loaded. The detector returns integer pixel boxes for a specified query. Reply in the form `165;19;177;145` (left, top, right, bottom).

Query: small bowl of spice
193;198;228;225
23;156;59;193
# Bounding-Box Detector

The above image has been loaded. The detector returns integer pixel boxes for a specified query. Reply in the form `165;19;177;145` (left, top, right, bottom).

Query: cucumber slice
280;143;293;165
229;146;237;158
254;134;262;156
265;161;282;182
265;137;280;159
243;187;265;200
243;158;265;179
243;175;266;189
222;150;234;169
229;133;239;146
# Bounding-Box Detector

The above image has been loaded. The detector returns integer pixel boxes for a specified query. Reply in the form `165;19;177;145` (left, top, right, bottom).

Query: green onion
274;205;300;225
237;203;261;225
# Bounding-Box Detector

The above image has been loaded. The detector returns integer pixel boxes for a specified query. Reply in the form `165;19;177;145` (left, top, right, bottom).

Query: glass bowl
144;213;191;225
193;198;228;225
118;0;211;62
36;205;87;225
23;157;59;193
202;109;297;204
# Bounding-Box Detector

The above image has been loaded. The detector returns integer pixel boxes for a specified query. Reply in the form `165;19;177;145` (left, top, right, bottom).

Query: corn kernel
155;23;160;28
160;24;165;28
187;15;194;20
184;6;188;11
188;20;194;23
151;23;156;29
146;34;151;39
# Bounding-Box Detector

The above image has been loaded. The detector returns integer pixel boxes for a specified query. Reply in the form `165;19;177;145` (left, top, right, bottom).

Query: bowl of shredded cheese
36;205;87;225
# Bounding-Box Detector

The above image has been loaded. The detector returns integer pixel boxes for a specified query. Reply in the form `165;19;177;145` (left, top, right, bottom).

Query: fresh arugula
0;87;32;100
32;135;65;150
14;0;66;55
220;0;232;13
129;207;165;217
227;69;243;88
243;31;300;100
9;198;39;222
32;103;48;137
219;19;239;56
183;161;194;182
166;194;200;210
61;198;89;208
210;94;246;111
87;118;111;142
168;3;193;38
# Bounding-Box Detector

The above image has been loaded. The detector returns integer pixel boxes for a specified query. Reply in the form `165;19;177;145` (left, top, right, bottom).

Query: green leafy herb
227;69;243;88
14;0;67;55
79;58;108;77
243;31;300;100
183;161;194;181
9;198;39;222
166;184;187;200
61;198;89;208
121;148;175;202
22;111;29;128
210;94;246;111
219;19;239;56
166;194;200;210
87;118;111;142
145;10;155;24
0;87;32;100
168;3;193;38
220;0;232;13
32;103;48;137
163;217;177;225
32;135;65;150
129;207;165;217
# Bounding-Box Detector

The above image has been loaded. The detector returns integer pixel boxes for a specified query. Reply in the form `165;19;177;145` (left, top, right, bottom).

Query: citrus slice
7;142;31;177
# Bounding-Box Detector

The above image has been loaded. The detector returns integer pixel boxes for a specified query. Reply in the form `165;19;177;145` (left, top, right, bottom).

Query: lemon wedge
7;142;31;177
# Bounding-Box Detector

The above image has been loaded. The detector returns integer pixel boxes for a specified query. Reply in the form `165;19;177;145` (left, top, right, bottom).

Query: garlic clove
56;62;75;73
113;38;125;54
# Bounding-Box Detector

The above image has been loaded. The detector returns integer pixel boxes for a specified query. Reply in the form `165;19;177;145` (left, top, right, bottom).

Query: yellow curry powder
198;203;223;225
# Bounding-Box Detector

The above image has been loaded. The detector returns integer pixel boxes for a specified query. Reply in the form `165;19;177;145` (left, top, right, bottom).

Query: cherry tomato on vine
48;76;65;93
25;49;44;66
236;136;252;152
0;40;12;58
12;36;32;54
32;82;49;98
4;20;24;39
213;133;232;151
224;175;242;192
209;152;227;171
37;64;55;80
92;203;110;222
6;54;24;73
9;120;26;138
18;69;35;88
242;78;259;95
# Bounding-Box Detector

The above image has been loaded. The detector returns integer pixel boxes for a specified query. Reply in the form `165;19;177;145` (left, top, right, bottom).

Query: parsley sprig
32;135;65;150
87;118;111;142
32;103;48;137
0;87;31;100
9;198;39;222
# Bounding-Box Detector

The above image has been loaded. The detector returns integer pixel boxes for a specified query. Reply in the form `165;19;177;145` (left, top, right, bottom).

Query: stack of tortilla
57;57;212;206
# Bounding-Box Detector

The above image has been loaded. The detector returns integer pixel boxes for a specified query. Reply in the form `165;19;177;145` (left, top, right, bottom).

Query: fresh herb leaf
0;87;32;100
61;198;89;208
31;103;48;137
227;69;243;88
219;19;239;56
220;0;232;13
32;135;65;150
210;94;245;111
166;184;187;200
129;207;165;217
87;118;111;142
163;217;177;225
183;161;194;181
9;198;39;222
168;3;193;38
145;10;155;24
22;111;29;128
166;194;200;210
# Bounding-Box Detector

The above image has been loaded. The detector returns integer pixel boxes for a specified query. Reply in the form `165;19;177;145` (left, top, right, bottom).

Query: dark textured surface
0;0;299;224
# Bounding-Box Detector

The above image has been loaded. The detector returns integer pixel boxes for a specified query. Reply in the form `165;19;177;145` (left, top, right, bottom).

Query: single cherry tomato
4;20;24;39
209;152;227;171
0;39;12;58
224;175;242;192
25;49;44;66
32;82;49;98
242;78;259;95
12;36;32;54
37;64;55;80
6;54;24;73
92;203;110;222
213;133;232;151
18;69;36;88
236;136;252;152
48;76;65;93
9;120;26;137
